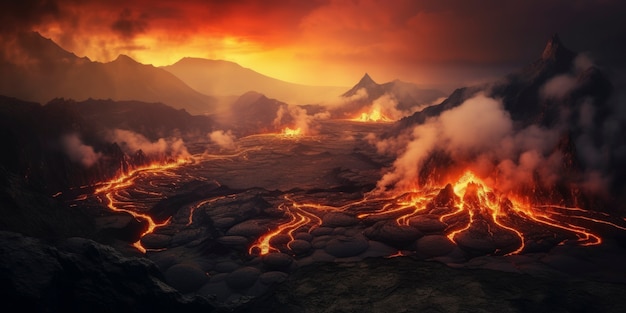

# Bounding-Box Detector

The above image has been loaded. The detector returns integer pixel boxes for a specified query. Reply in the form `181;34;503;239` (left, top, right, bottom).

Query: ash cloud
61;133;102;168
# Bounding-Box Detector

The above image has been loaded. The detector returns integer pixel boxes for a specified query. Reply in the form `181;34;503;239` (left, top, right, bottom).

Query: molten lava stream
95;161;187;253
249;203;314;255
247;170;626;258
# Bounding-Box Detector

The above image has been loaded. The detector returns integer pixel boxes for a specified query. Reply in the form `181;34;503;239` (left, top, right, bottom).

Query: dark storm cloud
111;8;148;39
0;0;60;33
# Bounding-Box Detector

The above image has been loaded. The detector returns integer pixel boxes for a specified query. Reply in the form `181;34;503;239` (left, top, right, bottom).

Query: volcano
2;33;626;313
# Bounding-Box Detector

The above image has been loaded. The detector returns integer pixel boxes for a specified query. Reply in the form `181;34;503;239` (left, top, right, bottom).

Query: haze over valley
2;1;626;312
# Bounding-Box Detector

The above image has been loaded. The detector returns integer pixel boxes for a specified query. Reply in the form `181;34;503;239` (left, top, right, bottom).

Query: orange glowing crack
104;192;171;253
95;159;189;253
249;170;626;257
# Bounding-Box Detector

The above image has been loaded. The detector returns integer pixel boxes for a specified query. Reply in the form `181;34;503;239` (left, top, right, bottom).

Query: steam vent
2;4;626;312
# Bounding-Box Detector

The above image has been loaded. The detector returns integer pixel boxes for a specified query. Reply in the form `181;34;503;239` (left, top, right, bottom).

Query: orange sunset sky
2;0;625;90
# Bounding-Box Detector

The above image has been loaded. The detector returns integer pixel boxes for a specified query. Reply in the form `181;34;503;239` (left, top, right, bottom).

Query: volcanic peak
358;73;378;87
541;33;575;61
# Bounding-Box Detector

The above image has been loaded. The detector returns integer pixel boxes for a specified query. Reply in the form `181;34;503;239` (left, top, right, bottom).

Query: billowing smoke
374;93;564;194
273;104;329;135
106;129;190;159
208;130;236;150
61;133;102;167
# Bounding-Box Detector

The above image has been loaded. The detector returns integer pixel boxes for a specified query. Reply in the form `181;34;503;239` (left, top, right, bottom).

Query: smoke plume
107;129;190;159
375;93;563;194
208;130;236;150
61;133;102;167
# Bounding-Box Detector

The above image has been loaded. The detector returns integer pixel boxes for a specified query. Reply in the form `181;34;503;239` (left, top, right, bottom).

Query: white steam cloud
107;129;190;159
375;93;562;193
209;130;236;150
273;104;330;135
61;133;102;168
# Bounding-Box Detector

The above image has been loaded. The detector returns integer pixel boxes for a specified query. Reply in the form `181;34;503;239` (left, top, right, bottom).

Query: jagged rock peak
541;33;575;61
358;73;377;86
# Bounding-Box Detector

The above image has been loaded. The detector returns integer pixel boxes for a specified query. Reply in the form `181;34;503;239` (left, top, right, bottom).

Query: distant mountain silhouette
0;32;217;115
162;57;347;105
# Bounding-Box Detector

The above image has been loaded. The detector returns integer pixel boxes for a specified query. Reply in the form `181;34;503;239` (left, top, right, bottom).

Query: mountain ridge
0;32;217;115
162;57;348;105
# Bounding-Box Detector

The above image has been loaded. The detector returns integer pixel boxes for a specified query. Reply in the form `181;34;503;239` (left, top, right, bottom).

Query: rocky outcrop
0;231;216;313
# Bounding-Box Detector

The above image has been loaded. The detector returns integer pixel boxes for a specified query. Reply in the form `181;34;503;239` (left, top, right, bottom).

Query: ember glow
249;170;626;257
94;159;190;252
281;127;303;137
351;108;393;123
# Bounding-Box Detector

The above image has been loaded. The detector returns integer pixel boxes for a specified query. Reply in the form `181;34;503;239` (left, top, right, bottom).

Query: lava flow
250;170;626;257
94;159;189;253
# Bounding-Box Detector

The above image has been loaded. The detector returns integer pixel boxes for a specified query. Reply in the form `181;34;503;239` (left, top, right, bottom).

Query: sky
2;0;625;90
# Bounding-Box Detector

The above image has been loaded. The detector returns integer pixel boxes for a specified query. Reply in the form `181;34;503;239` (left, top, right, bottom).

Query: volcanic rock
227;220;269;237
0;231;214;312
324;236;369;258
310;227;334;236
171;228;205;246
141;233;172;249
165;263;209;294
94;213;147;242
321;212;359;227
262;252;293;269
454;232;497;256
363;221;423;247
259;271;289;285
293;231;313;241
225;267;261;290
213;217;237;229
288;239;313;256
408;216;448;233
217;235;249;247
415;235;456;258
214;261;241;273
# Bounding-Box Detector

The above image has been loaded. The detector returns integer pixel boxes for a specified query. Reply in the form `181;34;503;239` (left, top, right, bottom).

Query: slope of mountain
388;34;624;210
0;32;217;115
161;57;347;105
395;34;612;130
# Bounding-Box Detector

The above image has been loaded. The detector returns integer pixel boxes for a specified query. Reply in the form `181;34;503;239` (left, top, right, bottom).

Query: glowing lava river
72;120;626;302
